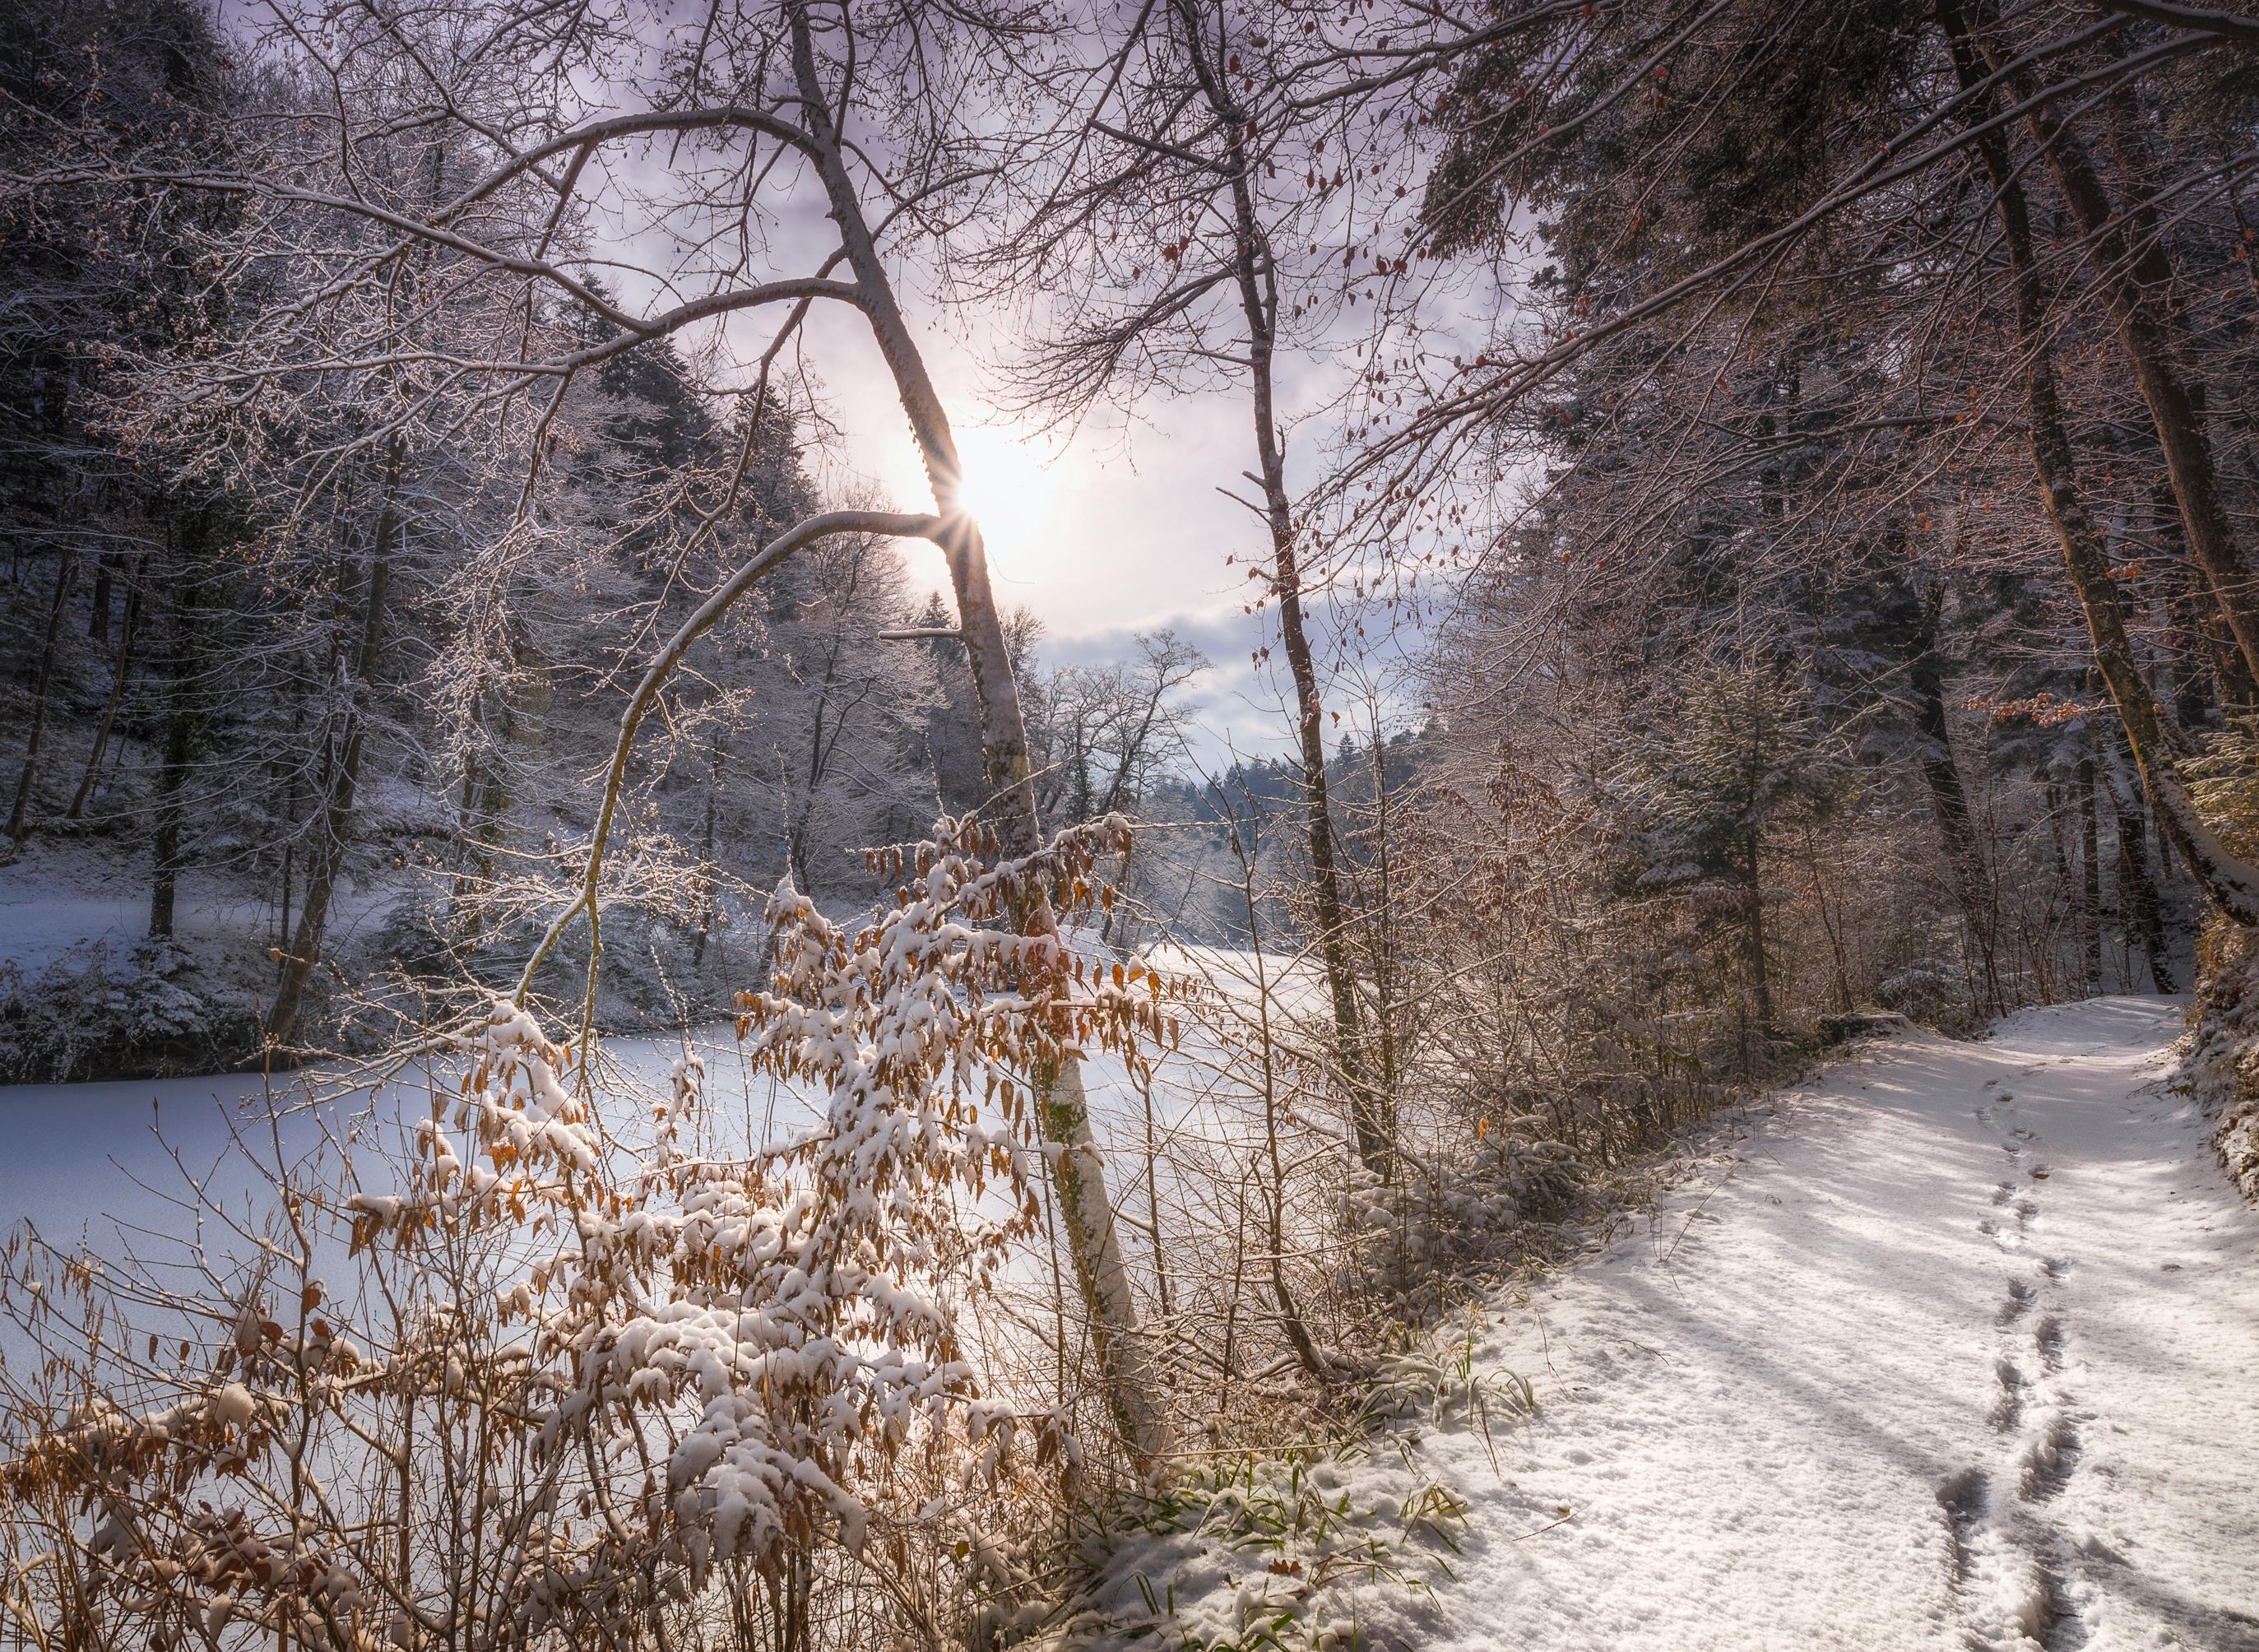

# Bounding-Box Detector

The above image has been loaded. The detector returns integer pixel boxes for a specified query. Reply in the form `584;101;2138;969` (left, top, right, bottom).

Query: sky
363;0;1494;765
749;183;1500;763
241;0;1493;765
206;2;1329;755
765;264;1351;762
657;49;1480;768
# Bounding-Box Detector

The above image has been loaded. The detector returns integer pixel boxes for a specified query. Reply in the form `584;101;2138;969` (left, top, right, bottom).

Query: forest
2;0;2257;1648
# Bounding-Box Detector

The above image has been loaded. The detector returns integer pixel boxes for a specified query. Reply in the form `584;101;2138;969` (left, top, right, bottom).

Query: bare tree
985;0;1442;1172
25;0;1169;1467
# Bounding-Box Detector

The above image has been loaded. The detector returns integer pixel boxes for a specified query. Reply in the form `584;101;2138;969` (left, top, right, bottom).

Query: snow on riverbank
1069;996;2259;1650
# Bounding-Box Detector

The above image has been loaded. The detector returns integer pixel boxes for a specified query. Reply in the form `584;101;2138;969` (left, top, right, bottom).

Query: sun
950;425;1059;566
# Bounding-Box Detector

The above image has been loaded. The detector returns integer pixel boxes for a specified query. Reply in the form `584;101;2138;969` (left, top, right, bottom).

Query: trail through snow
1120;998;2259;1650
1412;997;2259;1650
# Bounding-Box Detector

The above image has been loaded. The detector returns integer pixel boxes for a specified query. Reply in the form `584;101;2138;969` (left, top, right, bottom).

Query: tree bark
5;552;79;839
2079;741;2104;991
452;762;481;931
786;584;859;895
788;1;1171;1472
1170;0;1389;1175
1905;585;2000;1003
2192;577;2258;715
692;723;721;971
1988;41;2259;687
1228;815;1330;1382
1912;656;1976;872
147;543;201;941
68;562;139;819
2101;746;2176;992
1941;1;2259;925
89;553;112;644
1742;829;1772;1034
267;439;401;1047
1364;731;1402;1101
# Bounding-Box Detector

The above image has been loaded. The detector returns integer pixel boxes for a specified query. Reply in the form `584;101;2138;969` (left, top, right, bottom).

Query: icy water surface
0;1023;791;1251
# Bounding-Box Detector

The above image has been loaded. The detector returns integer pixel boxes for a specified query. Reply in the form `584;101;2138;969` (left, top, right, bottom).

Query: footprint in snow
2018;1414;2079;1501
1978;1218;2020;1251
1937;1464;2078;1645
1992;1354;2026;1433
1935;1468;1987;1581
1997;1280;2035;1326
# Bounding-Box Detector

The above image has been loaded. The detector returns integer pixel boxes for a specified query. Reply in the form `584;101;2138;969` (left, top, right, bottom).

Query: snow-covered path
1397;998;2259;1651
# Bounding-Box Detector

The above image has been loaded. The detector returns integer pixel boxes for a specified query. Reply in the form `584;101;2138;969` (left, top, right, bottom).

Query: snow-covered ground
8;995;2253;1647
1090;997;2259;1650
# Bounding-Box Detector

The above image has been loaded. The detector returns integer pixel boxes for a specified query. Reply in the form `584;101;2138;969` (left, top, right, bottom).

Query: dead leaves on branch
0;815;1189;1649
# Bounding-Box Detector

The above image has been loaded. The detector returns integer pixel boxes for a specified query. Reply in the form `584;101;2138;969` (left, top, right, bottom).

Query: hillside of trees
0;0;1244;1078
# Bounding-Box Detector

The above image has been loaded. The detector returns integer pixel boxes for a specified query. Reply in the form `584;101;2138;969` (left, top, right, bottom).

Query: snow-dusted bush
0;939;234;1083
1336;1122;1585;1313
1876;957;1965;1023
2176;723;2259;1203
1032;1425;1481;1651
0;816;1191;1652
359;884;740;1048
2178;924;2259;1204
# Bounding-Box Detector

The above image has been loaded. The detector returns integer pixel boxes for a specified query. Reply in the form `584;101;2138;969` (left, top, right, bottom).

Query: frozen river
0;1023;793;1254
0;943;1320;1254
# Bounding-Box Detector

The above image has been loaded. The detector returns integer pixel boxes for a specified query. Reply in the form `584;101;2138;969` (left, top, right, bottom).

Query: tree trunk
1941;1;2259;925
788;1;1170;1471
1171;0;1388;1174
2079;743;2104;992
274;661;311;977
692;725;721;971
1135;1065;1172;1327
147;547;201;941
1911;632;1979;876
267;439;401;1048
451;761;482;937
2100;745;2176;992
787;681;836;893
1229;819;1330;1381
89;553;112;644
1742;831;1772;1035
68;563;139;819
2157;492;2224;730
5;552;79;839
1907;590;1997;1003
1365;731;1402;1101
2193;578;2258;716
1990;43;2259;687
